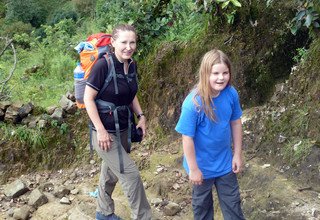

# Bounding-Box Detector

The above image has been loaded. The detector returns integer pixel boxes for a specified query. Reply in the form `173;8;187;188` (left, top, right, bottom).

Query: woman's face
209;62;230;96
111;30;137;63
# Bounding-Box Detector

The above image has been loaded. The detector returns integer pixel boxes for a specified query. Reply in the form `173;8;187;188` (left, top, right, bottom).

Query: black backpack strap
113;107;124;173
97;54;118;100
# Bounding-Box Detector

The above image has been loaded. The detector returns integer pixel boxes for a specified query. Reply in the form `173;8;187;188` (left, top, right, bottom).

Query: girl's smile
209;63;230;96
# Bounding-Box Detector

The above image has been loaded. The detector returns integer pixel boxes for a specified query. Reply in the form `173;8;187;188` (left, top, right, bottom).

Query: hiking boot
96;212;123;220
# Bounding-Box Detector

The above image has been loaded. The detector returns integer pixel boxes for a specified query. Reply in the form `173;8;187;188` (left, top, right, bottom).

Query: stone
38;182;54;192
70;188;79;195
46;106;56;115
3;179;29;198
163;202;181;216
0;109;4;120
0;101;11;110
4;102;23;123
59;95;76;114
151;198;162;206
66;91;76;102
28;188;48;209
60;197;71;204
18;102;33;118
13;205;30;220
38;119;47;129
53;186;70;199
50;108;64;122
21;115;39;127
7;208;14;217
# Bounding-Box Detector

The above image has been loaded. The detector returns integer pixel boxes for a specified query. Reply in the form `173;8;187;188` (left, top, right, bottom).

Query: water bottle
74;62;86;108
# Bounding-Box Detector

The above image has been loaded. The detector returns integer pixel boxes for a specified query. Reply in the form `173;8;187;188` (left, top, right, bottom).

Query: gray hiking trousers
192;171;245;220
92;130;152;220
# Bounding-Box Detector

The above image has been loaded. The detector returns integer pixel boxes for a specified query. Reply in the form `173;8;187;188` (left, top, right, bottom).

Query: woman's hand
189;168;203;185
136;115;146;138
97;128;113;151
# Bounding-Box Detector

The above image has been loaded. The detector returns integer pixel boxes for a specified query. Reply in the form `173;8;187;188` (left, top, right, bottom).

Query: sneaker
96;212;123;220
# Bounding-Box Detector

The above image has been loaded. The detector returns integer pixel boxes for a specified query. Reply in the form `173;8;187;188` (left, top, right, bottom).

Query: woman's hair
193;49;232;121
112;24;137;40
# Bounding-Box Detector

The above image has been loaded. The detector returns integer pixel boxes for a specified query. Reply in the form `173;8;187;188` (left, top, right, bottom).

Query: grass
282;138;314;166
0;122;47;152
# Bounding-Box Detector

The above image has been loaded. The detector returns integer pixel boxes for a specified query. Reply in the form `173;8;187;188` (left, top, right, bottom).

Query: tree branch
0;37;17;96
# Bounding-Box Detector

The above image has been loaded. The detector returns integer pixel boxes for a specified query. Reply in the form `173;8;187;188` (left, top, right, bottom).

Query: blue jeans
192;171;245;220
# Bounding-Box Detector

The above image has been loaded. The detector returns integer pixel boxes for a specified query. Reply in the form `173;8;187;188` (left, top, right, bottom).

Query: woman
84;24;151;220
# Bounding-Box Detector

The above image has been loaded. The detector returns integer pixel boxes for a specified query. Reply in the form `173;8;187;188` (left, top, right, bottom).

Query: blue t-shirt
175;85;242;179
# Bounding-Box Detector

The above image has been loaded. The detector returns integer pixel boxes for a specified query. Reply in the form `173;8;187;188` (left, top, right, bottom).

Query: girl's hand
189;168;203;185
232;154;243;173
97;128;113;151
136;115;146;138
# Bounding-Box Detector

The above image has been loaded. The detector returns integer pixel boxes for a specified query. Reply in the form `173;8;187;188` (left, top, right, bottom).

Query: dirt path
1;147;319;220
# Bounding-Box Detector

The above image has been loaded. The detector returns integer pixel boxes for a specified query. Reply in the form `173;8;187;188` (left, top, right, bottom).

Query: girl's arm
84;85;113;150
231;118;243;173
131;95;146;137
182;135;203;185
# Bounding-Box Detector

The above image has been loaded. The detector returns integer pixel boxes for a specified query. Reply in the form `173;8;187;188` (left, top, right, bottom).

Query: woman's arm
131;95;146;137
230;118;243;173
182;135;203;185
84;85;113;150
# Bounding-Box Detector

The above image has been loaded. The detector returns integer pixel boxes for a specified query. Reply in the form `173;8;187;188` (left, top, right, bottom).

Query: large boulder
3;179;29;198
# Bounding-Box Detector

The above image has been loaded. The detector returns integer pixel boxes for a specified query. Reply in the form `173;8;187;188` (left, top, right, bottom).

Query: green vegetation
293;47;308;63
290;0;320;36
0;0;319;177
195;0;242;24
0;122;46;150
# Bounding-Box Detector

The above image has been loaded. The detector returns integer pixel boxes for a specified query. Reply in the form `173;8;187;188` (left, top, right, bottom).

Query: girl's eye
223;72;229;75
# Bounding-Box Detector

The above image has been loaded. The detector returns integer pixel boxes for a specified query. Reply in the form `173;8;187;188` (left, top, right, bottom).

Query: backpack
74;33;113;109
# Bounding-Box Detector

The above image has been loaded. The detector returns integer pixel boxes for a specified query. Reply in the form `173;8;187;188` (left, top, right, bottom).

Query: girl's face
209;62;230;96
111;30;137;63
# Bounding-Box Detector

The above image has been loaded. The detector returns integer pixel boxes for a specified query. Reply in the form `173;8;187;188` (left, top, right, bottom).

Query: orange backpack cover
80;33;112;79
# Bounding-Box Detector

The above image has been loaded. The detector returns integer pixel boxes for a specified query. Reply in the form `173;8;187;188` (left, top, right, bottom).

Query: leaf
313;21;320;28
296;10;306;21
266;0;274;7
304;14;312;27
216;0;227;3
221;1;229;9
226;14;234;24
230;0;242;7
290;26;298;35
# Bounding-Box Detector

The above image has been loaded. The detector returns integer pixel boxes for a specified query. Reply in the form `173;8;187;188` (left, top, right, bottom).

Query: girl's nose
126;44;131;50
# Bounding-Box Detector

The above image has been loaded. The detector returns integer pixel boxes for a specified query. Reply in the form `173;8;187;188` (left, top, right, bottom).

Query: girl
175;49;245;220
84;24;151;220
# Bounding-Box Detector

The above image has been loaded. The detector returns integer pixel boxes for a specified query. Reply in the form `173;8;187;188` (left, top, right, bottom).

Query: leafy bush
0;20;33;39
6;19;77;107
49;10;78;25
194;0;242;24
72;0;96;18
290;0;319;36
5;0;48;27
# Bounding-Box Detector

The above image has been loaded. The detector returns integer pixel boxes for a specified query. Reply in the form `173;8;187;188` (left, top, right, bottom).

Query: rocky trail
1;109;320;220
1;150;319;219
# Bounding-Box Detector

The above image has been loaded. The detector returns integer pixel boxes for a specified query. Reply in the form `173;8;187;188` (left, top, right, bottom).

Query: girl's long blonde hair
193;49;232;121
